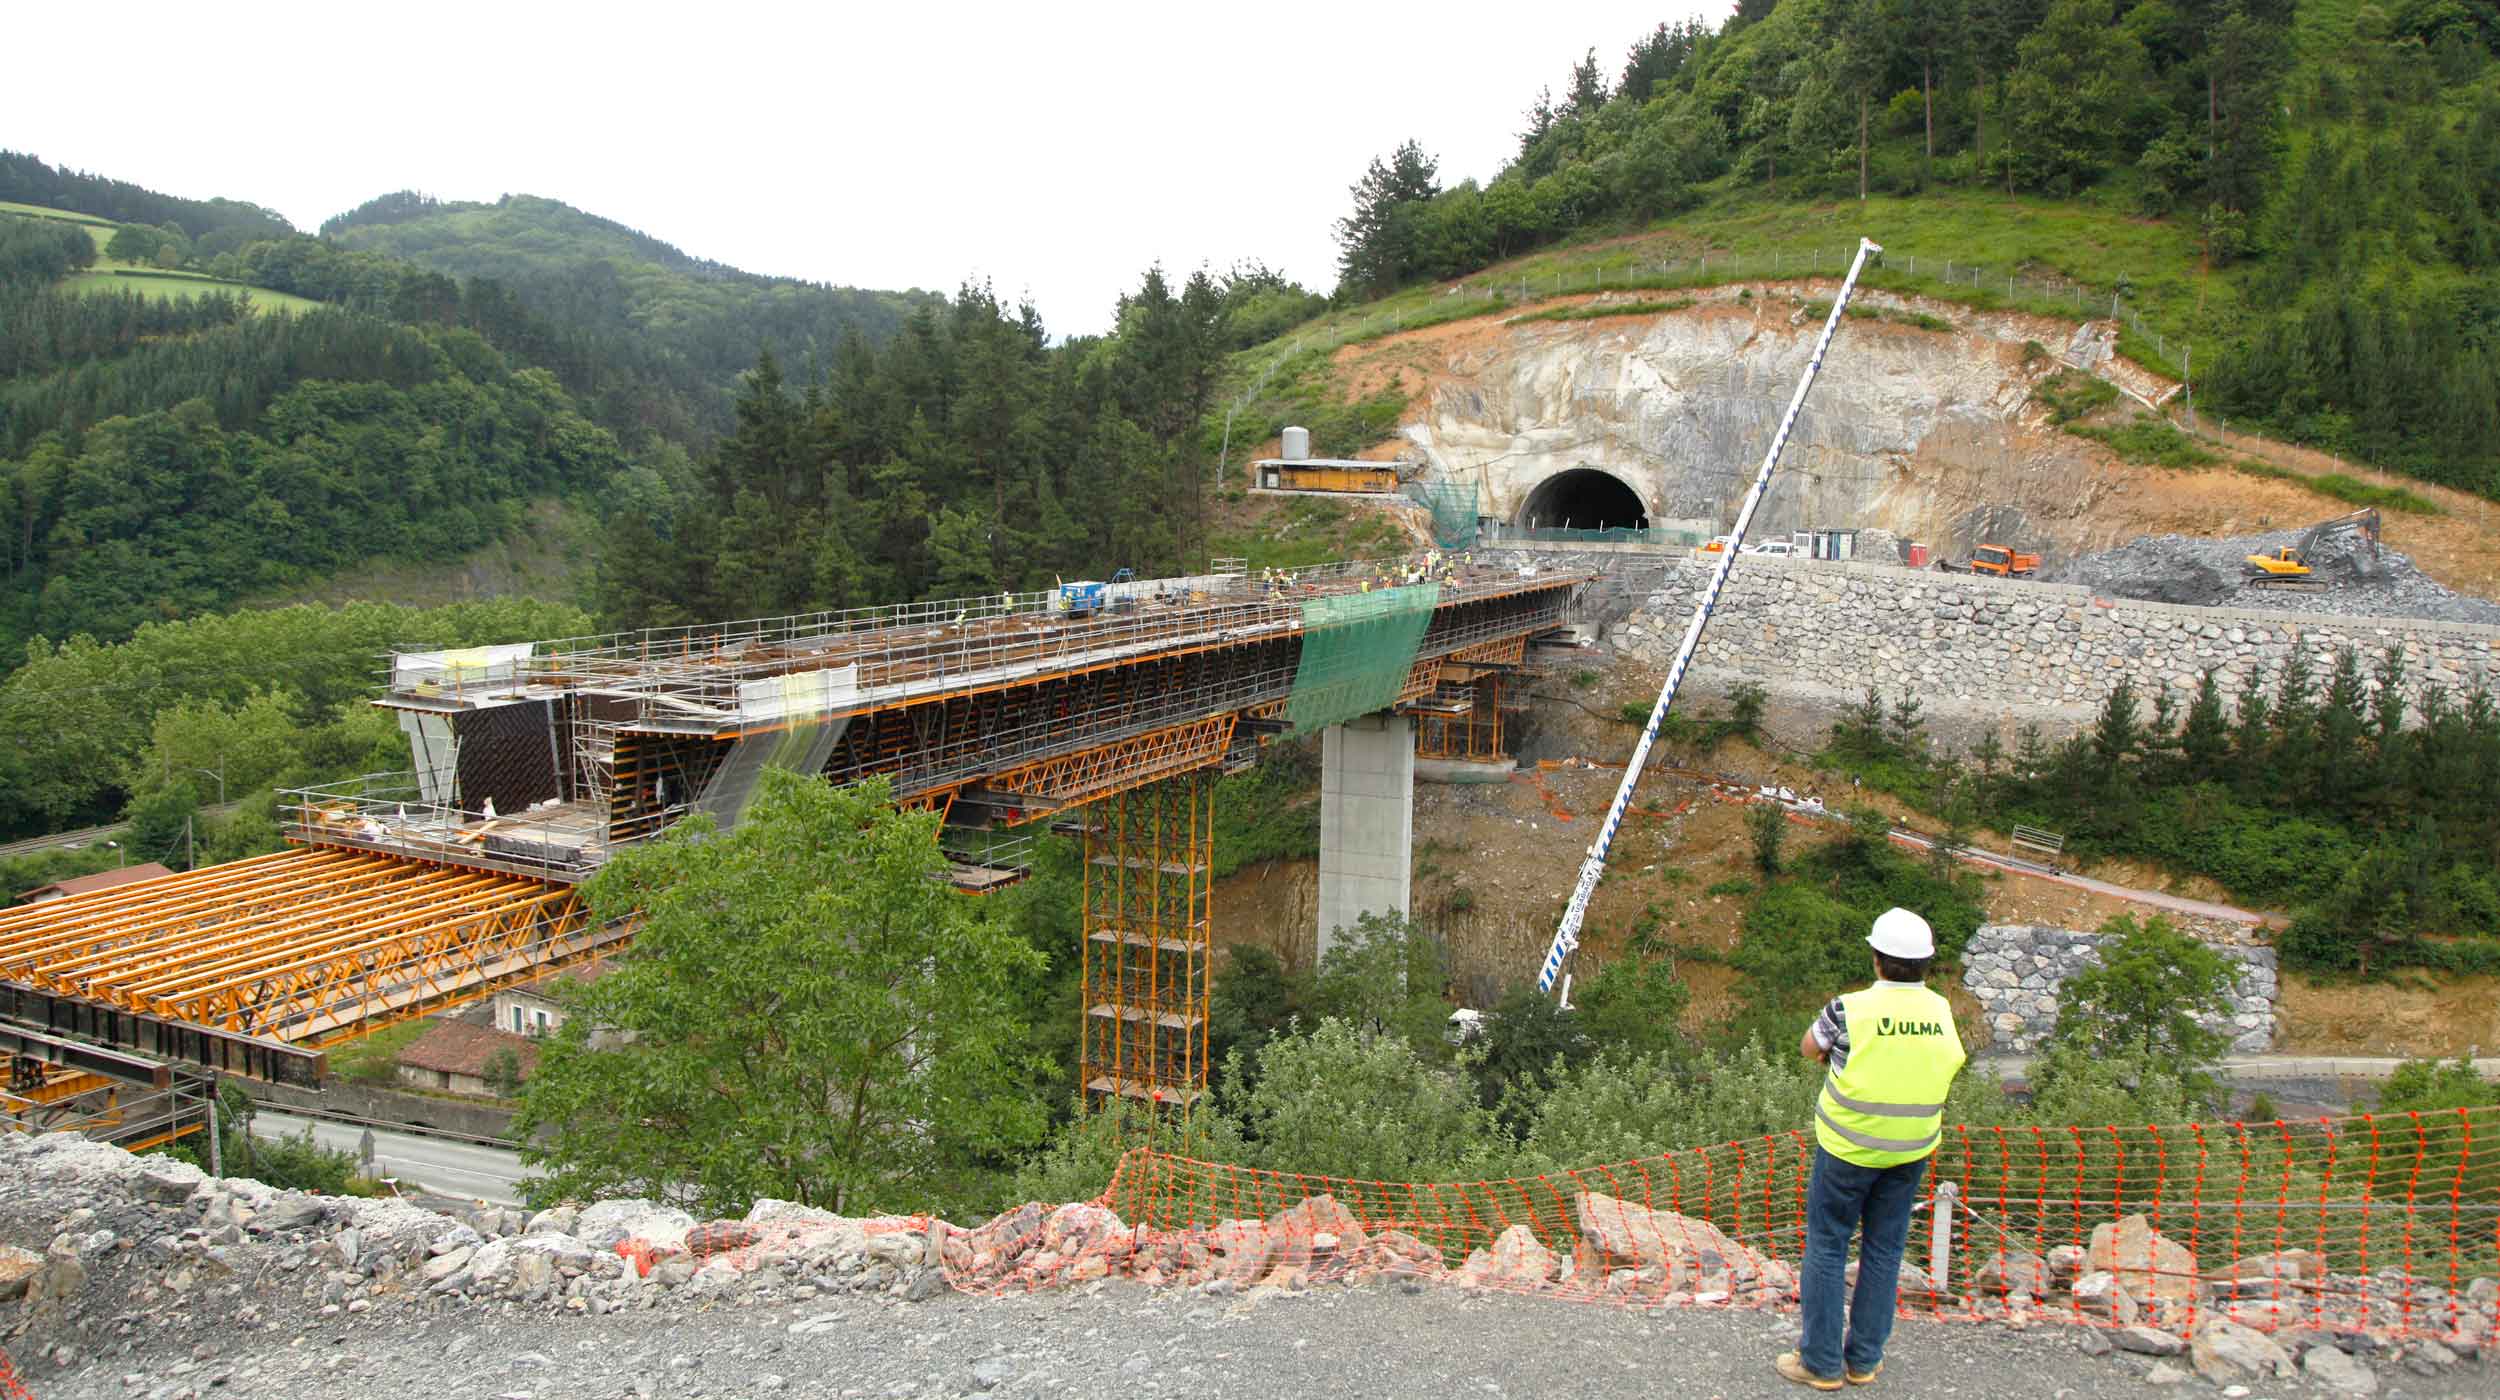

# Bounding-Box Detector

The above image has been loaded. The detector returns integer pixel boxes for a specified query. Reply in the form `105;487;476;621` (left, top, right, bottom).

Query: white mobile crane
1535;237;1884;997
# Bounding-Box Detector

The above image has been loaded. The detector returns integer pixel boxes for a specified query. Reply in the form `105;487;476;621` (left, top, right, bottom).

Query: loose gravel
2045;531;2500;626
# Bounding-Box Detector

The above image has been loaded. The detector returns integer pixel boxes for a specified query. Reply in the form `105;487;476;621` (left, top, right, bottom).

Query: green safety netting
1404;482;1479;549
1285;583;1441;736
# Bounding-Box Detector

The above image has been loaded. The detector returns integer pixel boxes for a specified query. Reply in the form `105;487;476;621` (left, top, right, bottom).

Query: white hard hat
1867;906;1935;960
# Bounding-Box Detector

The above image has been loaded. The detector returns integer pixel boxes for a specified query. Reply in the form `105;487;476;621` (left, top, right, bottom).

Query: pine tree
1333;142;1442;296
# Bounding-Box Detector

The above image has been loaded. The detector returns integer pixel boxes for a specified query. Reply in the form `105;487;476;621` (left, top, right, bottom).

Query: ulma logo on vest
1875;1016;1947;1036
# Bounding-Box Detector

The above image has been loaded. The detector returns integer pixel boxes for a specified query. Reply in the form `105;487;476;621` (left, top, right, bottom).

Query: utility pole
185;813;193;871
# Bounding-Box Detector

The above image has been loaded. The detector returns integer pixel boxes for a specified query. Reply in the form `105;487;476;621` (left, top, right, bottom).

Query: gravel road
21;1270;2426;1400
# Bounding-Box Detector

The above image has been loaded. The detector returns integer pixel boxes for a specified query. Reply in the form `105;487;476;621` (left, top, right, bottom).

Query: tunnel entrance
1519;468;1648;532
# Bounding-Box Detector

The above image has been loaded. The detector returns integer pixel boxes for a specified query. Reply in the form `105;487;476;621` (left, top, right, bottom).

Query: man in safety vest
1777;906;1965;1391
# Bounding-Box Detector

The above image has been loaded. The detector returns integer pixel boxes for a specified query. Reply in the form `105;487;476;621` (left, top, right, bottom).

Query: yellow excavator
2245;509;2382;591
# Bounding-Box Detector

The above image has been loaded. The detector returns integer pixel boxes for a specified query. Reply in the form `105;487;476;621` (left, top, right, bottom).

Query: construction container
1907;542;1930;568
1280;425;1312;460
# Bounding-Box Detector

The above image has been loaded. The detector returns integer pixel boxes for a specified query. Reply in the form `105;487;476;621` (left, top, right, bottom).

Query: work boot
1775;1352;1843;1392
1847;1361;1882;1385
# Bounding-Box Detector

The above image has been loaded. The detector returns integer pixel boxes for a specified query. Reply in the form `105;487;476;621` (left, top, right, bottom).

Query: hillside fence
1047;1106;2500;1346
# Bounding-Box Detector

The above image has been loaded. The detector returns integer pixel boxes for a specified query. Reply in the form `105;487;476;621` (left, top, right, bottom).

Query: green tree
1748;800;1789;875
2007;0;2152;192
1308;909;1450;1054
1333;141;1442;296
105;224;162;264
514;771;1048;1217
482;1046;525;1098
1470;983;1593;1114
2046;913;2237;1097
1575;953;1691;1062
2376;1055;2500;1114
1221;1018;1498;1180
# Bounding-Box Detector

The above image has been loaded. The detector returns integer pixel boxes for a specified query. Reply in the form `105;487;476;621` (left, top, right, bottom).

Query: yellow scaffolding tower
1079;769;1215;1108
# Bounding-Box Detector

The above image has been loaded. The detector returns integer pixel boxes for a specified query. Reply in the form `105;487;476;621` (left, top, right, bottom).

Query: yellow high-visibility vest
1814;981;1965;1168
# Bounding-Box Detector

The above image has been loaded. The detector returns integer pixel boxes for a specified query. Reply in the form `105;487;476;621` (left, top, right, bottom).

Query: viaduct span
0;557;1586;1132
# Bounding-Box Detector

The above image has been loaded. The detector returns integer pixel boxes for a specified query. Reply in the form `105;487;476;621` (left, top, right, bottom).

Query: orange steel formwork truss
982;715;1238;814
1080;769;1216;1108
0;848;617;1082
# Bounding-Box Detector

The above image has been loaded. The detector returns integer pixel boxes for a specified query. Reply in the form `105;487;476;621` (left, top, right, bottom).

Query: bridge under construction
1;556;1587;1138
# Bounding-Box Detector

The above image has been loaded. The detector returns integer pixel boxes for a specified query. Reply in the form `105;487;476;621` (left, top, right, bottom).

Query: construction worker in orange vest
1778;906;1966;1391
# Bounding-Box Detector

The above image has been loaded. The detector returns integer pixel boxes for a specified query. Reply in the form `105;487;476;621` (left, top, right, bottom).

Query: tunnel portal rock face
1382;286;2161;562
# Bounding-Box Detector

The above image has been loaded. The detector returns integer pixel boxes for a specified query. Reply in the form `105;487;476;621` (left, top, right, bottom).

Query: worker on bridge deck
1777;906;1966;1391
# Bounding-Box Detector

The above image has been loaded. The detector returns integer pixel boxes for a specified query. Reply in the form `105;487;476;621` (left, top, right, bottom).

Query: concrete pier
1316;713;1413;961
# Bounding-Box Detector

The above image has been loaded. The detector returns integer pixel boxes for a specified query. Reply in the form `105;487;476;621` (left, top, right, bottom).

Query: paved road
251;1109;525;1206
0;798;249;861
1881;825;2276;926
1983;1054;2500;1099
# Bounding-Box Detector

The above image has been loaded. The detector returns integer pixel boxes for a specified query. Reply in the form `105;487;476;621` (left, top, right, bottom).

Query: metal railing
383;555;1571;735
2;1077;213;1151
283;778;678;879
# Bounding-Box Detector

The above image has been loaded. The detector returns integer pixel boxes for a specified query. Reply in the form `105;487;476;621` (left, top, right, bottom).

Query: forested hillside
1327;0;2500;490
324;192;942;441
591;265;1327;627
0;237;625;655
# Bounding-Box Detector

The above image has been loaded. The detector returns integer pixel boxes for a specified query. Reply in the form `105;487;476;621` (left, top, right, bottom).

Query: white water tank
1280;425;1311;460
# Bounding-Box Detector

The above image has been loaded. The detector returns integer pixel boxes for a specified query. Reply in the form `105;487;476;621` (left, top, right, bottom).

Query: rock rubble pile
5;1129;2493;1398
2046;531;2500;626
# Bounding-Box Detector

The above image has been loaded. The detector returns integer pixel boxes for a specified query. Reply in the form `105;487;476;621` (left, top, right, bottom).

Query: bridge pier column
1316;713;1413;961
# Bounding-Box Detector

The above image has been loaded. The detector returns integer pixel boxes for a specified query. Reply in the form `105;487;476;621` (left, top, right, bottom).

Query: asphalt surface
251;1109;524;1206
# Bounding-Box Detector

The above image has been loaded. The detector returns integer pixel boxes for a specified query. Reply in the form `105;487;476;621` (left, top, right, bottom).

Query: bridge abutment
1316;713;1414;960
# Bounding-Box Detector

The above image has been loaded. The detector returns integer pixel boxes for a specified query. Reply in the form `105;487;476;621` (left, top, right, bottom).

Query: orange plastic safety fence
0;1344;30;1400
1055;1106;2500;1347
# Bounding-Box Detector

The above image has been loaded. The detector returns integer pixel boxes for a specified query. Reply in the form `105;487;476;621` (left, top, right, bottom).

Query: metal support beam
0;1021;172;1087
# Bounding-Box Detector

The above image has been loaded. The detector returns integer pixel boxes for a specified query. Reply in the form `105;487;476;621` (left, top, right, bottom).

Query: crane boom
1535;236;1883;995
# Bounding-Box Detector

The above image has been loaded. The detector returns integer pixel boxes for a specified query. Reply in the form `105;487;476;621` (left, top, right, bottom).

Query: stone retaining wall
1587;553;2500;716
1962;923;2278;1054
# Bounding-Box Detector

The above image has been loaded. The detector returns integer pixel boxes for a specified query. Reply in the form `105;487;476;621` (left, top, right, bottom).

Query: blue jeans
1798;1145;1928;1380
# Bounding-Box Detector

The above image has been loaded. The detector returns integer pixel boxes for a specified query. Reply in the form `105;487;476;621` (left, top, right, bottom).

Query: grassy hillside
1;199;321;312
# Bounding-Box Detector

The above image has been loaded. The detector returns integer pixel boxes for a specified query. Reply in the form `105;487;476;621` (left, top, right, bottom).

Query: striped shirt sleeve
1810;996;1850;1071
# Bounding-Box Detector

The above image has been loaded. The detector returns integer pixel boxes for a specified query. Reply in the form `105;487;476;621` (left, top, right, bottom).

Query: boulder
949;1203;1044;1279
1362;1230;1442;1281
2192;1319;2292;1383
1040;1203;1124;1259
0;1244;41;1301
25;1245;85;1307
2302;1344;2378;1396
2205;1248;2323;1285
1974;1249;2050;1298
465;1239;515;1290
136;1166;200;1204
1205;1219;1270;1286
2071;1270;2139;1324
684;1221;760;1260
1574;1192;1759;1288
2114;1326;2187;1357
251;1196;330;1234
1472;1223;1556;1287
1265;1195;1368;1261
573;1200;694;1252
2085;1214;2197;1302
2045;1244;2086;1288
421;1245;475;1282
525;1205;580;1236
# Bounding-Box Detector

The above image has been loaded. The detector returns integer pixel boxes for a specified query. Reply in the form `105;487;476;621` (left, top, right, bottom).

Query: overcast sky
8;2;1698;334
